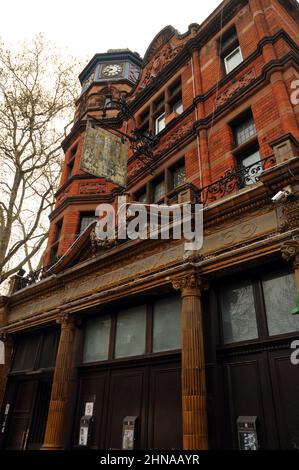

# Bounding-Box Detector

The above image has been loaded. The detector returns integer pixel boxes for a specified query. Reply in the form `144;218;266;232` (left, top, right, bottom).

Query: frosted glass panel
220;281;258;344
83;315;111;363
262;272;299;336
153;296;182;352
115;305;146;358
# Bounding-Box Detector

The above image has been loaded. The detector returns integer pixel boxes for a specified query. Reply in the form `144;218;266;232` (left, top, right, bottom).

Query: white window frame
224;46;243;74
155;113;166;135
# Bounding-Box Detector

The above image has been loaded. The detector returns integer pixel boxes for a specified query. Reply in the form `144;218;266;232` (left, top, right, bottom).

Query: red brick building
0;0;299;450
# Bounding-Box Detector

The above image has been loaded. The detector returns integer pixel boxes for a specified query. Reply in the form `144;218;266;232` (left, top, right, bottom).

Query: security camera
271;190;289;203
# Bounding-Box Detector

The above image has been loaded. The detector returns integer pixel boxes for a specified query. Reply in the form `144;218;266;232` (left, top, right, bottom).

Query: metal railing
198;155;276;205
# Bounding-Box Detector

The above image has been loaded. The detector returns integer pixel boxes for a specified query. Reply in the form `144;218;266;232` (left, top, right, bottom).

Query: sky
0;0;223;64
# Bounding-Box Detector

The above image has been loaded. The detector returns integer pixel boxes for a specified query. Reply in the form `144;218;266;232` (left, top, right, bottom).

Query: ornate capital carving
56;313;76;329
172;273;202;293
281;238;299;268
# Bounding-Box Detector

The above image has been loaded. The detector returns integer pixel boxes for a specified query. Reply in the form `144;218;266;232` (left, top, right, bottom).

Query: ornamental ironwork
198;155;276;205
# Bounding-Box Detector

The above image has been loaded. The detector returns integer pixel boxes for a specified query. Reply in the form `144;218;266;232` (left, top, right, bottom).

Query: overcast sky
0;0;223;62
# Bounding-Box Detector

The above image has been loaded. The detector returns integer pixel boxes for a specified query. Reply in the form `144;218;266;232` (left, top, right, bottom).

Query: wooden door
5;381;37;449
221;348;299;450
105;368;147;449
269;349;299;450
148;363;182;450
74;360;182;450
27;380;52;450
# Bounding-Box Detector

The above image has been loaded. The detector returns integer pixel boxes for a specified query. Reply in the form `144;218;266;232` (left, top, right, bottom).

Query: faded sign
80;121;128;187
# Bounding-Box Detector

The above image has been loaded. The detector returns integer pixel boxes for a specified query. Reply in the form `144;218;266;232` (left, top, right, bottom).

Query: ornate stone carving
90;228;119;255
157;119;193;154
281;238;299;266
56;313;76;329
280;199;299;231
216;69;256;108
79;182;106;195
137;30;184;93
172;273;201;292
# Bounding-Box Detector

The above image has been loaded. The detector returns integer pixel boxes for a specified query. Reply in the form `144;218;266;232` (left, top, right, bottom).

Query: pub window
221;26;243;74
12;333;40;372
67;145;77;179
83;315;111;363
114;305;147;358
82;295;182;364
219;270;299;345
79;212;97;234
262;272;299;336
153;295;181;352
220;280;258;344
170;161;186;189
12;329;59;372
38;330;59;369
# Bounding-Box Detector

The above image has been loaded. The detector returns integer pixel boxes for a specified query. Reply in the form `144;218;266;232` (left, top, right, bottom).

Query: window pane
39;330;59;369
262;272;299;336
172;164;185;189
220;281;258;344
155;114;165;134
235;116;256;146
138;191;147;203
83;315;111;363
115;305;146;358
153;296;181;352
153;180;165;202
80;214;97;233
225;47;242;73
12;333;40;371
172;99;183;115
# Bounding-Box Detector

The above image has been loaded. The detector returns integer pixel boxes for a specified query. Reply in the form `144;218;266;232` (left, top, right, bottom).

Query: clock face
102;63;123;77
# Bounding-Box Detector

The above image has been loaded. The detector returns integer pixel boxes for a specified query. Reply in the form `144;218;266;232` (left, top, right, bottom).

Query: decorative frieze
79;182;106;195
216;69;256;108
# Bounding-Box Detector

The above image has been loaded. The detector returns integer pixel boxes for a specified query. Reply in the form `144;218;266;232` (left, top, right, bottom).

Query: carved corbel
281;238;299;268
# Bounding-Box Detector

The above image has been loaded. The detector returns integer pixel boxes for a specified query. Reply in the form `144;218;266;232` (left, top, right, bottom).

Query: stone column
173;273;208;450
42;313;76;450
0;334;14;410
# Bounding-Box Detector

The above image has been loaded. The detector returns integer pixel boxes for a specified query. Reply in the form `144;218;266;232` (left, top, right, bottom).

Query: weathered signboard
80;121;128;186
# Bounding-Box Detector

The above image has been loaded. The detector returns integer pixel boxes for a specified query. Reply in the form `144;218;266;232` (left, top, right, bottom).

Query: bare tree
0;34;81;285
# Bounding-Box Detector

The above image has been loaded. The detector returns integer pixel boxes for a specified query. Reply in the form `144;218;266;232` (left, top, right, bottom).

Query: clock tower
44;49;142;266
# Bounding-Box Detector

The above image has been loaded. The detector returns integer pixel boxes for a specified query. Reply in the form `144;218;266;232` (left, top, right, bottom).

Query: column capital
281;238;299;268
172;273;203;295
56;313;76;329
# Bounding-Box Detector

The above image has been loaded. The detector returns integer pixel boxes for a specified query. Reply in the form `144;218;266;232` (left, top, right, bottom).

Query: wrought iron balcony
10;258;61;293
198;155;276;205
